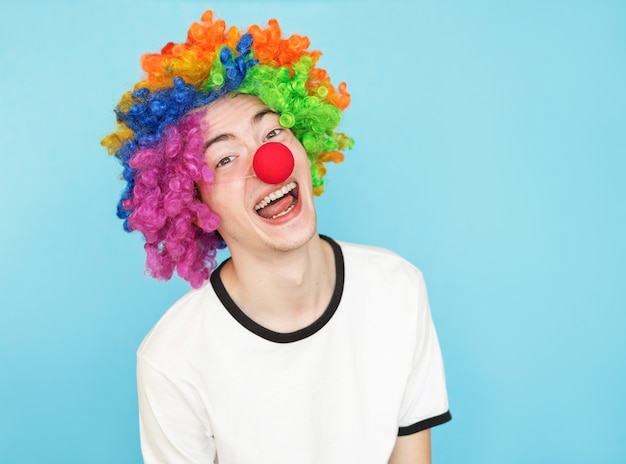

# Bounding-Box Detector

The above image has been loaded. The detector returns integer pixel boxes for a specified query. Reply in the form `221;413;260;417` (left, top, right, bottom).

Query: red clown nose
252;142;295;184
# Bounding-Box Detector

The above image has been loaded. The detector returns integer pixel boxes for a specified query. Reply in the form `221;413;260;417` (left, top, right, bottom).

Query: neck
220;234;336;333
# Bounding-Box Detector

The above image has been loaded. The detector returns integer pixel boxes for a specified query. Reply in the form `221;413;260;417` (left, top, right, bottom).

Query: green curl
236;55;343;171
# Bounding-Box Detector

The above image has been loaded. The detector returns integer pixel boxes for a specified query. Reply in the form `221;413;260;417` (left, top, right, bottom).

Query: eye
216;155;236;168
265;128;283;141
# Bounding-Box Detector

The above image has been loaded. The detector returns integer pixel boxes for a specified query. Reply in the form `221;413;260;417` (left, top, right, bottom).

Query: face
198;94;318;257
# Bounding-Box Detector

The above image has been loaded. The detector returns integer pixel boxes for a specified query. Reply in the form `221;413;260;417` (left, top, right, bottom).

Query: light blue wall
1;1;624;462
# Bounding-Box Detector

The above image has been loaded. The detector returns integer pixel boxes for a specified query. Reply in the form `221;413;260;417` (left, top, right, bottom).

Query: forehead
201;94;274;136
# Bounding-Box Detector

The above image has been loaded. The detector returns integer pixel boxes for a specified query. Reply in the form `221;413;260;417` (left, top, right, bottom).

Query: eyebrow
203;108;278;151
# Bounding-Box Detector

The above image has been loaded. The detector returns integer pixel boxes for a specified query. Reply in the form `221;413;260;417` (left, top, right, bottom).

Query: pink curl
127;111;223;288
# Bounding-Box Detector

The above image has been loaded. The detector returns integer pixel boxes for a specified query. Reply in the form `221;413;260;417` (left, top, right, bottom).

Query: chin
263;222;318;253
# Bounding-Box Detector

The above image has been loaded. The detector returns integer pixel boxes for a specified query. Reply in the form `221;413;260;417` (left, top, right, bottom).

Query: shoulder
331;238;430;322
137;282;219;367
336;239;424;283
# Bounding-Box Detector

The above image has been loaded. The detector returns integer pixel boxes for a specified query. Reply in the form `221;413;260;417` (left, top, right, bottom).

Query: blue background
1;0;624;462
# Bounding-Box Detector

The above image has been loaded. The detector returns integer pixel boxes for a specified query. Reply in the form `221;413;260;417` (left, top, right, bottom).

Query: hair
102;10;353;288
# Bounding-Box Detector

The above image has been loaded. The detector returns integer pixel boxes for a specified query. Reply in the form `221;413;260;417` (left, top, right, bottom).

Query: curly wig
102;10;353;288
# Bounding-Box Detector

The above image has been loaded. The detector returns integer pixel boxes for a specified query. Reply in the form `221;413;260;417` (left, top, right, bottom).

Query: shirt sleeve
137;355;217;463
397;271;452;436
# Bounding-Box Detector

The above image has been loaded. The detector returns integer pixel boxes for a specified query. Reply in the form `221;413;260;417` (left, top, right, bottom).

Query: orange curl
326;81;351;110
225;26;241;50
247;19;316;68
139;12;234;88
319;151;345;164
187;19;226;49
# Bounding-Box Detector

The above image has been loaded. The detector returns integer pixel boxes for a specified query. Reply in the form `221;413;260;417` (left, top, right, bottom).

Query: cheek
199;179;251;218
198;181;226;214
287;141;310;169
197;180;213;206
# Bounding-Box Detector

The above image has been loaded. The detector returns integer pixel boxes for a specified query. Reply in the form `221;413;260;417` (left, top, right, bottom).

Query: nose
252;142;295;184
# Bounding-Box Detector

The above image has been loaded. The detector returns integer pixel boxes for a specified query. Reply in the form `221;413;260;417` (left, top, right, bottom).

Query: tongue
257;194;295;219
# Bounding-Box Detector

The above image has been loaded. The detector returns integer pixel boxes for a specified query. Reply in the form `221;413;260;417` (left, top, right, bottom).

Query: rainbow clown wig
102;10;353;288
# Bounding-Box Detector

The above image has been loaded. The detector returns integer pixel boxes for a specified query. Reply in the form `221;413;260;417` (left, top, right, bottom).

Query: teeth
255;182;297;211
270;203;296;219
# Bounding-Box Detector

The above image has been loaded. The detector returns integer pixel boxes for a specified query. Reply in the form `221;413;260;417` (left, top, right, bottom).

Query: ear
192;183;213;231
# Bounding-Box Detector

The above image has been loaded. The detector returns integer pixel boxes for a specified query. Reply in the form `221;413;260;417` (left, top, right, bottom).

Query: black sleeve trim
398;411;452;436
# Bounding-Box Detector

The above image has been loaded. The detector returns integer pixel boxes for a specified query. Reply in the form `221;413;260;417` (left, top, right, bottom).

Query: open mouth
254;182;298;219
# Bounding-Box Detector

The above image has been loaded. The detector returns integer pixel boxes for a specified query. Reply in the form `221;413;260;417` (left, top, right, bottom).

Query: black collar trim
210;235;344;344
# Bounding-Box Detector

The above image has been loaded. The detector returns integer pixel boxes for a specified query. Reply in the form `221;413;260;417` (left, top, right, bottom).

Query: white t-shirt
137;236;451;463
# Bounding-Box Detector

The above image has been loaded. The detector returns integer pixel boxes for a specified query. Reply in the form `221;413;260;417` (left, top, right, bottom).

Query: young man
103;10;451;464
